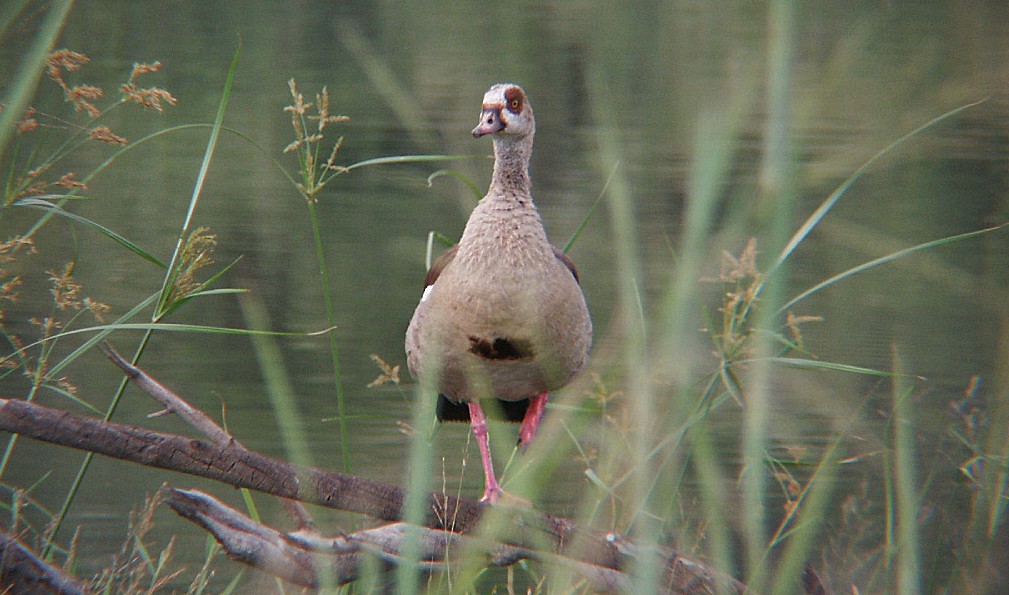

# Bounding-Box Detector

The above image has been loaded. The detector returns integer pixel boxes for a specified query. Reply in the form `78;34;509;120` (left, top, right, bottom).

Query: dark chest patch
468;336;534;360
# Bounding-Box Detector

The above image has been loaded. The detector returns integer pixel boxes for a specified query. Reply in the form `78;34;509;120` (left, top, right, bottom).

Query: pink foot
517;392;548;449
468;402;504;502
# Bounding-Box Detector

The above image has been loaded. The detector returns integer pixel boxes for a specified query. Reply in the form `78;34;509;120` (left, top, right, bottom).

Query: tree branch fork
0;344;744;593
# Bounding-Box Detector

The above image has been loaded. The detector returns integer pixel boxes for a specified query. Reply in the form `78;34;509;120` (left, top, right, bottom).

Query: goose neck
489;136;533;196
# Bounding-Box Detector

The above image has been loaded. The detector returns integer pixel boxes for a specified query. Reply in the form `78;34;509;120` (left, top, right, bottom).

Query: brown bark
163;487;635;591
0;397;746;593
99;342;239;448
0;346;748;593
0;530;88;595
0;397;445;529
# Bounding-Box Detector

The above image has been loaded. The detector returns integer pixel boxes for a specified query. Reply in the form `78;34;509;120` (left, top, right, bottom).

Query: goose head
472;83;535;139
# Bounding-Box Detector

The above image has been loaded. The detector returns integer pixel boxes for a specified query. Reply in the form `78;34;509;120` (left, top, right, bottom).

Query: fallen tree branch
0;530;87;595
0;397;745;592
0;344;746;593
99;341;239;448
165;487;734;593
163;488;634;590
0;397;450;531
99;341;324;534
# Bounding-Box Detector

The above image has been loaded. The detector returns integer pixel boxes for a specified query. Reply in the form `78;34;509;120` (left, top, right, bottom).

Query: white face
472;83;535;138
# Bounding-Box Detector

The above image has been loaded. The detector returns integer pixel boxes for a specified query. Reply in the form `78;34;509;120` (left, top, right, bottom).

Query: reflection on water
1;1;1007;590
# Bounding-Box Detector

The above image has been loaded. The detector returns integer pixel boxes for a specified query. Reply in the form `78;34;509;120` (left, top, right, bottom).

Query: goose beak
472;107;505;137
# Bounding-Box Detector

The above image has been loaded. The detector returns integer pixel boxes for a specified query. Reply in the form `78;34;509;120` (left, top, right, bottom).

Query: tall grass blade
690;422;737;579
769;97;988;277
45;292;160;378
19;124;212;238
562;160;617;254
588;61;659;591
760;357;902;377
346;154;480;171
238;294;320;498
397;381;437;593
15;321;329;357
14;197;166;266
745;1;798;589
156;43;239;316
303;195;352;473
426;168;483;200
778;222;1008;314
768;434;841;593
892;346;921;594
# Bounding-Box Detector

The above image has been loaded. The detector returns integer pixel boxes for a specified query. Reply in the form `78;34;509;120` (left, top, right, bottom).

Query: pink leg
468;401;503;503
517;392;549;449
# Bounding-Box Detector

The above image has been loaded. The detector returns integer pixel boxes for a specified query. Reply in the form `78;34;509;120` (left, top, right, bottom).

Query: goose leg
468;401;503;503
517;392;548;449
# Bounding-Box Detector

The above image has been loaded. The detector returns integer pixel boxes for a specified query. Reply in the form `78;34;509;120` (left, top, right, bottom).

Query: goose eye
504;87;524;113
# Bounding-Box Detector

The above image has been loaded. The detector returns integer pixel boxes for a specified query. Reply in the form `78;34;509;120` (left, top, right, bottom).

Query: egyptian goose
405;83;592;503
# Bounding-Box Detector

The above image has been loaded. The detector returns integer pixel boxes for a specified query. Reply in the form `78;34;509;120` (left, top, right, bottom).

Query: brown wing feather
552;246;580;284
423;244;459;288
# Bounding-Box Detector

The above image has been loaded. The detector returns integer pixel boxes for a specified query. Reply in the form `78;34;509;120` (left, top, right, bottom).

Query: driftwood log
0;344;748;593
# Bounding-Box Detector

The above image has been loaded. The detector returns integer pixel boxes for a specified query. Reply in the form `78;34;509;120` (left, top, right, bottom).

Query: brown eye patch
504;86;524;114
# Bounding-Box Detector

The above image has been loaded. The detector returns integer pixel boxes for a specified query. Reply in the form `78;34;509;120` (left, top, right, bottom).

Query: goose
406;83;592;503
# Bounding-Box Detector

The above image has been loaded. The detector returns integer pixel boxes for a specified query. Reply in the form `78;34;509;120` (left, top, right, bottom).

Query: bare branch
99;341;238;448
0;530;88;595
162;487;344;587
0;398;745;593
0;397;431;526
101;342;326;531
165;488;635;591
